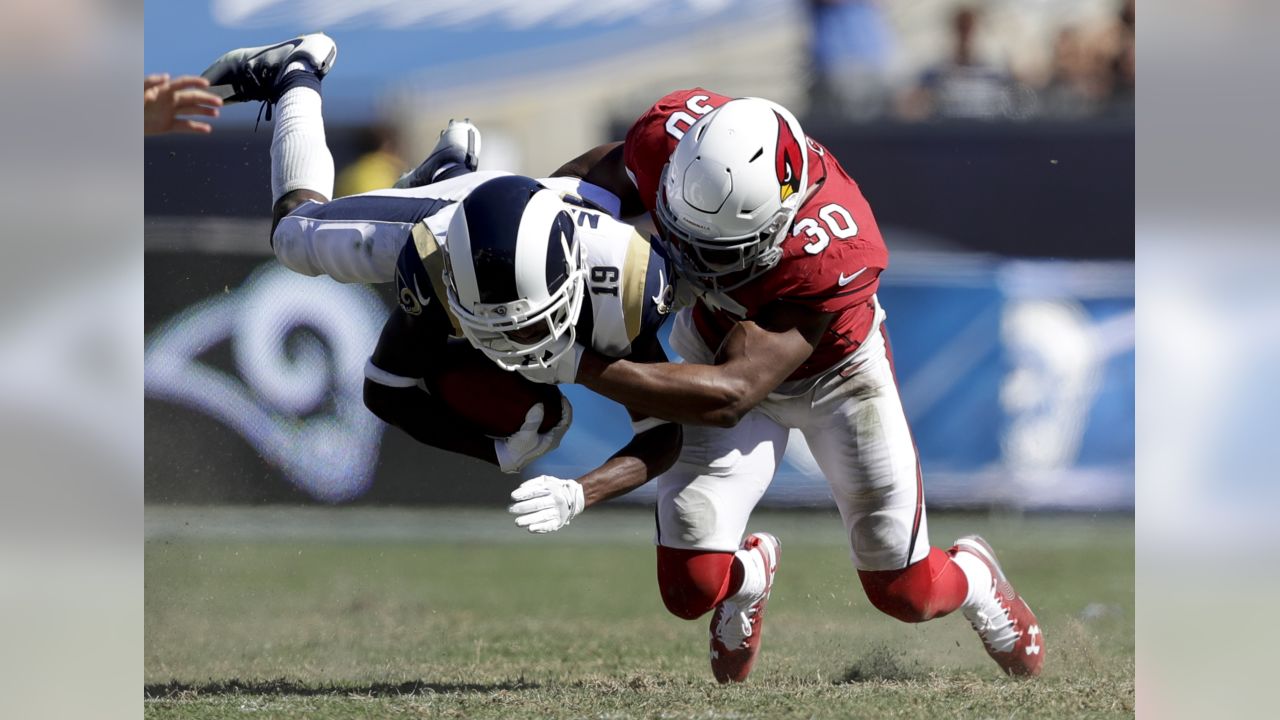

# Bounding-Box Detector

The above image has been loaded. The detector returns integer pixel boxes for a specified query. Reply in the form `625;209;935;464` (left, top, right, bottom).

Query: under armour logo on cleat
1025;625;1041;655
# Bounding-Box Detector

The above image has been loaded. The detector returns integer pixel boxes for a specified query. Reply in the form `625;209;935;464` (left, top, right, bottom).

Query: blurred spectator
1036;0;1133;120
1039;27;1108;119
334;124;405;197
898;5;1028;122
1103;0;1135;116
806;0;896;121
144;74;221;135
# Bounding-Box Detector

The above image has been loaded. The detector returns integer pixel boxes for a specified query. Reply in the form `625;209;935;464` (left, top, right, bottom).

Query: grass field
145;506;1133;719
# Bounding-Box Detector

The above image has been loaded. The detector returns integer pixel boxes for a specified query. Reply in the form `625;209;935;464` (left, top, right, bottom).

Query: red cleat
951;535;1045;677
709;532;781;683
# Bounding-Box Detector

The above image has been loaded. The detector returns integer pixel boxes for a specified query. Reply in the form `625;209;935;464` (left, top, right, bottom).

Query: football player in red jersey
532;89;1045;683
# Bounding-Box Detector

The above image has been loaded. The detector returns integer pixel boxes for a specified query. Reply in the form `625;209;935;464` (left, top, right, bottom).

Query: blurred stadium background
145;0;1133;715
146;0;1133;510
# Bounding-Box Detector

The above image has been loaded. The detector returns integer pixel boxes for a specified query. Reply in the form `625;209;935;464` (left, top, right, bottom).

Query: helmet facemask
655;165;801;295
653;98;812;297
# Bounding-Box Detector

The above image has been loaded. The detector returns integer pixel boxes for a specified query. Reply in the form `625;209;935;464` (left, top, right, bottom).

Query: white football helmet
443;175;587;370
655;98;813;293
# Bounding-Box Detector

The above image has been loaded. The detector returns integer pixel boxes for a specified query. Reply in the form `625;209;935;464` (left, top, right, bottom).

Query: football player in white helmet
547;89;1045;683
200;35;682;533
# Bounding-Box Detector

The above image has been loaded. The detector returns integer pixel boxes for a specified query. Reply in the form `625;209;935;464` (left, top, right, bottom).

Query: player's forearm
577;352;756;428
578;423;682;507
363;381;497;465
550;142;645;217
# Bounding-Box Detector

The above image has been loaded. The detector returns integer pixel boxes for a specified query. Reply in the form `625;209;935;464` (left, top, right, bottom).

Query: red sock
858;547;968;623
655;546;738;620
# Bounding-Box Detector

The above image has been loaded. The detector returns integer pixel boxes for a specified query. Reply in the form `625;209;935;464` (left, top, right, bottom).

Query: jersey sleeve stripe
621;232;652;342
411;221;464;337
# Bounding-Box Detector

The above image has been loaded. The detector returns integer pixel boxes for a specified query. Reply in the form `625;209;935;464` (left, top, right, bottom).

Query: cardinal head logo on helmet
774;111;803;203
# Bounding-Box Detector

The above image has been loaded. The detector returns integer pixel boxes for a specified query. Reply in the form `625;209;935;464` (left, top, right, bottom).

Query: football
429;339;563;437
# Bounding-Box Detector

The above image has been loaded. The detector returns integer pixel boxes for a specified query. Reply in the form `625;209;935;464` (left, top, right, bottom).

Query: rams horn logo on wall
774;111;802;203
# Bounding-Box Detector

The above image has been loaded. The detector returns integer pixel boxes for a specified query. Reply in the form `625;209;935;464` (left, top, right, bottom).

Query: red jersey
623;88;888;381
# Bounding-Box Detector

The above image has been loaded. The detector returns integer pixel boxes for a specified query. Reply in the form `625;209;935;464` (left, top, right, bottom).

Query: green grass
145;507;1133;718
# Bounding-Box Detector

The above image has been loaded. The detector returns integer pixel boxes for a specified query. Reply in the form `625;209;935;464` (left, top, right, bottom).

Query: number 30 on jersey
793;203;859;254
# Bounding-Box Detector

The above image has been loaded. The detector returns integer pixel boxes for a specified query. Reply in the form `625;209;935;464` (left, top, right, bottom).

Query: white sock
951;550;994;611
270;77;334;204
951;548;1019;652
727;547;767;605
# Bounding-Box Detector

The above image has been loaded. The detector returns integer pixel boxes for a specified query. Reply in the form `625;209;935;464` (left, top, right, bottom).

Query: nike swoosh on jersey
838;267;868;287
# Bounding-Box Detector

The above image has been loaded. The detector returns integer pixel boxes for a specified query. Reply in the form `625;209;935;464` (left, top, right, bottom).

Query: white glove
517;344;584;385
492;397;573;474
508;475;585;534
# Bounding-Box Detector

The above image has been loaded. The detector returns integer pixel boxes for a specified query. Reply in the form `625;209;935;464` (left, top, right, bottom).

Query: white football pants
655;299;930;571
269;171;515;284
